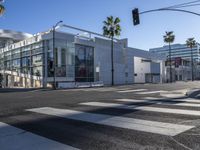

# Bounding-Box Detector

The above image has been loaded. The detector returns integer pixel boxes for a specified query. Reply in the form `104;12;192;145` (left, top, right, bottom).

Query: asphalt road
0;81;200;150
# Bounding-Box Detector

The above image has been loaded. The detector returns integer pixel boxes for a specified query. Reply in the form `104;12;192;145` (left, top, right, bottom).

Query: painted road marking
145;97;200;103
135;91;167;95
117;89;147;93
80;102;200;116
115;99;200;107
27;107;194;136
0;122;79;150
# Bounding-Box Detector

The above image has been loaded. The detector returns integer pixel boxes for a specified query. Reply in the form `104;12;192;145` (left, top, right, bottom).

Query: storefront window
32;54;43;67
75;44;94;82
33;66;43;77
22;57;30;67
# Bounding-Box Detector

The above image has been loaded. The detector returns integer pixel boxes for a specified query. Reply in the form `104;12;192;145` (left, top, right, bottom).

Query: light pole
52;21;63;89
169;43;172;83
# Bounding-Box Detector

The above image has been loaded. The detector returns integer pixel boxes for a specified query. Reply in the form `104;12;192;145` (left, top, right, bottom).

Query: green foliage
0;4;5;15
103;16;121;38
186;38;196;49
163;31;175;44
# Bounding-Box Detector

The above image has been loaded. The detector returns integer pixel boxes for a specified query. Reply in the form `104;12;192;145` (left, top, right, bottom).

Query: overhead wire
161;0;200;9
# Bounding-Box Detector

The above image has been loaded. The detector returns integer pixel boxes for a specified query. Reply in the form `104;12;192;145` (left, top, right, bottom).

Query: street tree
103;16;121;86
163;31;175;83
186;38;196;81
0;4;5;15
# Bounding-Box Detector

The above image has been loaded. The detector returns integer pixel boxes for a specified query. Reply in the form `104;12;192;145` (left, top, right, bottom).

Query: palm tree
0;4;5;15
186;38;196;81
103;16;121;86
163;31;175;83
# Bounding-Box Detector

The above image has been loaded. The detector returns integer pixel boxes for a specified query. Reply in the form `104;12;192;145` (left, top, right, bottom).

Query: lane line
80;102;200;116
115;99;200;107
136;91;167;95
145;97;200;103
0;122;79;150
27;107;194;136
117;89;147;93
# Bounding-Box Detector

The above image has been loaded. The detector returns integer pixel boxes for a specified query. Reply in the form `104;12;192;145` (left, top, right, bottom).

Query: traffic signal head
132;8;140;26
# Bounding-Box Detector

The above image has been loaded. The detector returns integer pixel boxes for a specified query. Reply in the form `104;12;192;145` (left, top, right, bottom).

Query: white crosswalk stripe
27;107;194;136
0;122;79;150
115;98;200;107
80;102;200;116
117;89;147;93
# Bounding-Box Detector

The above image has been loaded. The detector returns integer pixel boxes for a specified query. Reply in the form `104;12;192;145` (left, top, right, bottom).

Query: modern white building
134;56;162;83
0;26;164;88
0;29;32;48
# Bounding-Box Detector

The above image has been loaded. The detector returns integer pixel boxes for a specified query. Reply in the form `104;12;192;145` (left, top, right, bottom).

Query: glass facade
0;32;96;87
47;41;94;82
75;44;94;82
0;41;43;76
47;39;75;78
150;44;200;62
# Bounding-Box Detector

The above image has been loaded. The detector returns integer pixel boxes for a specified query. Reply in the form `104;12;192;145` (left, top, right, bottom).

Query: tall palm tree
0;4;5;15
163;31;175;83
103;16;121;86
186;38;196;81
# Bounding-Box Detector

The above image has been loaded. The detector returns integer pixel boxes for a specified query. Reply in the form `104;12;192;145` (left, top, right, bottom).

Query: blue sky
1;0;200;50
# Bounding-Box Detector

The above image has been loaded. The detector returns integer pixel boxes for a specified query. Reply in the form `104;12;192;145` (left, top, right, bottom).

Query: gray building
0;26;163;88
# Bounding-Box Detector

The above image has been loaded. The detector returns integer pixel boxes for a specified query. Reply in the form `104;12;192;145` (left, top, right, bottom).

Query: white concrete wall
134;57;151;83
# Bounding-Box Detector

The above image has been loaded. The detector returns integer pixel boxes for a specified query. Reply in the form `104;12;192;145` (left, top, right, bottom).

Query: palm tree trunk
191;47;194;81
111;36;114;86
169;43;172;83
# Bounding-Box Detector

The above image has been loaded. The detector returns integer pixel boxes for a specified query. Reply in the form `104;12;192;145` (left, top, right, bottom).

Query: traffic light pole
132;7;200;26
139;8;200;16
132;7;200;83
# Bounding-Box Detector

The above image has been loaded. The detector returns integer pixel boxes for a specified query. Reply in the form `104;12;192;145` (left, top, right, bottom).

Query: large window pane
75;44;94;82
32;54;43;67
33;66;43;77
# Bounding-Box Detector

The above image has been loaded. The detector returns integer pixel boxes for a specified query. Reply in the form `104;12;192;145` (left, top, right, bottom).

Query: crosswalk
27;107;194;136
1;89;200;149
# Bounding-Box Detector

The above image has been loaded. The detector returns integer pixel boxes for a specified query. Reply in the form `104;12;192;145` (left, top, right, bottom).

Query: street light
52;21;63;89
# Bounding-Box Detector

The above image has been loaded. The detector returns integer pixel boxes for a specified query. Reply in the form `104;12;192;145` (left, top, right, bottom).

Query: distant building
150;44;200;62
150;44;200;81
0;26;164;88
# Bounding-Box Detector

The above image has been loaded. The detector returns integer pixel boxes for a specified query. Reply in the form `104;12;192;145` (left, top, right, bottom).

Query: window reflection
75;44;94;82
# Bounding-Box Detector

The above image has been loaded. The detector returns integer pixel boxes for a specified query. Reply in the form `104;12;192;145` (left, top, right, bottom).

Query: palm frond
163;31;175;44
0;4;5;15
114;17;120;24
186;38;196;48
103;16;121;38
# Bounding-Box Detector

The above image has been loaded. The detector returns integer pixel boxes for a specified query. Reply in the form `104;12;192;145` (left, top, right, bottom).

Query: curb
185;89;200;98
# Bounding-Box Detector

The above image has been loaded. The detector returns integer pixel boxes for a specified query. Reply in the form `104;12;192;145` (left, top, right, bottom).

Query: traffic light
132;8;140;26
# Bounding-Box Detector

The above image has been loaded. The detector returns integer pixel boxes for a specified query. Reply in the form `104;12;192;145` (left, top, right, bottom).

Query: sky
1;0;200;50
